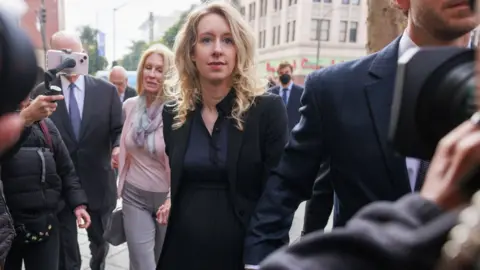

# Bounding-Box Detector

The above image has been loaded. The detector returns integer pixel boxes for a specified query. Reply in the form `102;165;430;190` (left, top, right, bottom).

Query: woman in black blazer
155;2;288;270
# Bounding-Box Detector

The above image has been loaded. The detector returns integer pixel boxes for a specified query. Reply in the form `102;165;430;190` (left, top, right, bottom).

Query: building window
249;2;256;21
259;30;267;48
342;0;349;4
277;26;281;44
240;6;246;16
258;31;262;48
279;0;283;9
351;0;360;4
288;0;296;6
271;26;280;45
286;22;290;42
263;30;266;48
274;0;278;11
323;0;332;2
292;20;296;41
313;0;321;2
311;19;330;41
339;20;347;42
260;0;268;16
272;27;276;45
349;21;358;43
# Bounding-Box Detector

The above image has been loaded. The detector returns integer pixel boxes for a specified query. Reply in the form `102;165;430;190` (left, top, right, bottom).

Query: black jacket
1;119;88;223
162;92;288;227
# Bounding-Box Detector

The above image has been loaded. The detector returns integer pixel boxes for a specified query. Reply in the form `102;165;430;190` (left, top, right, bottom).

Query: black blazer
244;37;415;264
123;86;137;102
33;76;123;211
268;84;304;131
162;93;289;226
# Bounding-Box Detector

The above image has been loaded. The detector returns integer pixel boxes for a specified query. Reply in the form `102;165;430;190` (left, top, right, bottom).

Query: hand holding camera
20;95;64;126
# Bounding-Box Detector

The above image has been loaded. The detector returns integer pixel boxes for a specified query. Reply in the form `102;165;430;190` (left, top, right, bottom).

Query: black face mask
279;74;291;85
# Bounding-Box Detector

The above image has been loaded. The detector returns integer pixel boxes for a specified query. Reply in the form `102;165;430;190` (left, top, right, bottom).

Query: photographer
260;115;480;269
1;93;91;270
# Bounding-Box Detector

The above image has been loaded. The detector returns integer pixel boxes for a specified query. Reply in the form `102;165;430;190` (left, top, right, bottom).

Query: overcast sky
64;0;199;64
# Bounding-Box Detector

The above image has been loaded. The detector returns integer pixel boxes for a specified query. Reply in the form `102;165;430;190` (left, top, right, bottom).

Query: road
77;201;332;269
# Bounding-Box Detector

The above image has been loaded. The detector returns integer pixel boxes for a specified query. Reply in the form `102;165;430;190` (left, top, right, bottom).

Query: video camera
389;0;477;193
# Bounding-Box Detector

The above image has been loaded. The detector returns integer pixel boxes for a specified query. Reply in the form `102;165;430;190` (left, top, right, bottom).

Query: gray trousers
122;181;168;270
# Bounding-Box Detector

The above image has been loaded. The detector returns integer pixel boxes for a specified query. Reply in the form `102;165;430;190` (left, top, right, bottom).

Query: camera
389;0;477;161
389;47;475;160
46;50;89;76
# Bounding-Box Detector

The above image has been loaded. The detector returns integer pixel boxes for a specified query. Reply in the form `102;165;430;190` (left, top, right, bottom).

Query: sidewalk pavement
78;202;319;270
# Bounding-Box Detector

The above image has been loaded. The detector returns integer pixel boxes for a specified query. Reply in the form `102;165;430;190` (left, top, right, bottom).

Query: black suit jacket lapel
363;36;410;194
79;76;95;139
51;77;76;141
170;115;193;199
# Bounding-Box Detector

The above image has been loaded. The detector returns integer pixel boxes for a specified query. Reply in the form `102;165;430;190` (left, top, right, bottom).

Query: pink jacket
117;96;170;197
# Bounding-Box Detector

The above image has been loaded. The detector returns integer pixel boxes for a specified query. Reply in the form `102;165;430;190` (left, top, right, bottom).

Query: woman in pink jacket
116;44;173;270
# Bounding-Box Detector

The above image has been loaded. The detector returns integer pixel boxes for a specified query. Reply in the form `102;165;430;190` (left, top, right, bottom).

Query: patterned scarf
131;95;163;156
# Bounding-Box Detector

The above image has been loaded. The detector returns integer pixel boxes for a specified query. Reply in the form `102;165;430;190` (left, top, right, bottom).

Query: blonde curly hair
165;1;266;130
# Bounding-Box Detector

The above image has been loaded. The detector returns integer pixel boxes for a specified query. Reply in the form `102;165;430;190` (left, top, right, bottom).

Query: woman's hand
156;198;171;225
74;205;91;229
421;115;480;210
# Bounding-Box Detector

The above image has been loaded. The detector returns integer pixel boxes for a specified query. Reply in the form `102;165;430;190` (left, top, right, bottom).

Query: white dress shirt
398;32;421;191
61;75;85;119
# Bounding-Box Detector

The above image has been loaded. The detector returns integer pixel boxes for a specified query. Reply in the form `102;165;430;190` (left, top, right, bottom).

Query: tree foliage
119;40;149;71
161;4;197;49
77;25;108;74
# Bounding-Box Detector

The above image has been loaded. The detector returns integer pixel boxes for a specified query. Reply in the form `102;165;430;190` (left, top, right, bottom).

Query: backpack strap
38;120;53;150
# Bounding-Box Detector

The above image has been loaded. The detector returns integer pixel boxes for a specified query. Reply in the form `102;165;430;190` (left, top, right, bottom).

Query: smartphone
46;50;89;76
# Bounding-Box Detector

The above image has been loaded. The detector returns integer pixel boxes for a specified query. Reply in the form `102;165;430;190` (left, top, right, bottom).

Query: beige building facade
240;0;368;83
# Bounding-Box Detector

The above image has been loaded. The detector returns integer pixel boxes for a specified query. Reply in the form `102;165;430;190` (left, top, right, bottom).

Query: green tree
77;26;108;74
119;40;148;70
161;4;197;49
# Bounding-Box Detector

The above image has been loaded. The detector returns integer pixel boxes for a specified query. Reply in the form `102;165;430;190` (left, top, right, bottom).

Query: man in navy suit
243;0;477;267
268;62;304;131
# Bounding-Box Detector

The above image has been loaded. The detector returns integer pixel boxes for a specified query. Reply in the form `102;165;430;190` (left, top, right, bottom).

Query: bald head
50;31;83;53
109;66;128;94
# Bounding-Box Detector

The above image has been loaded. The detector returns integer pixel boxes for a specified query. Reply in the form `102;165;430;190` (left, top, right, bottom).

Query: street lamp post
112;1;131;63
315;8;335;69
39;0;48;60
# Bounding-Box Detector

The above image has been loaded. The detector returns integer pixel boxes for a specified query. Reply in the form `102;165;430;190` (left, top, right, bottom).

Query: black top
183;97;231;186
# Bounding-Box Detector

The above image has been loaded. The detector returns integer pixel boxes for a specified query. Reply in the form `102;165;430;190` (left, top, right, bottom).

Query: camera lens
83;56;87;60
80;59;84;63
416;49;475;154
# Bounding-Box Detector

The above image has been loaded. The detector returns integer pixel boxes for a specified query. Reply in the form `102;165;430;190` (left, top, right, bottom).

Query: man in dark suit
33;31;123;270
243;0;477;267
268;62;332;235
109;65;137;103
268;62;303;131
260;116;480;270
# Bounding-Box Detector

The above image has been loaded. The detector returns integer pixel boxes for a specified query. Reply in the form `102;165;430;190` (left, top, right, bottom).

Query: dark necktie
415;160;430;191
68;83;81;140
282;88;289;105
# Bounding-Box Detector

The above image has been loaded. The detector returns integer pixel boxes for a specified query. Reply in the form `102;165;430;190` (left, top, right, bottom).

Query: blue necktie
282;88;289;105
68;83;81;140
